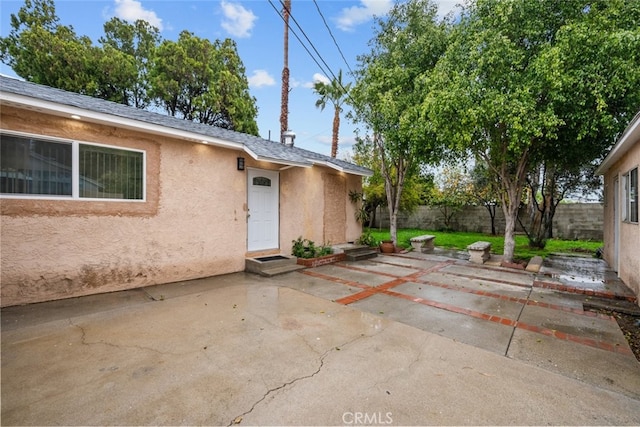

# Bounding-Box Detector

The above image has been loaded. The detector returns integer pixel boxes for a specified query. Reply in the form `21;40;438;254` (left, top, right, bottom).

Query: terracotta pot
379;240;395;253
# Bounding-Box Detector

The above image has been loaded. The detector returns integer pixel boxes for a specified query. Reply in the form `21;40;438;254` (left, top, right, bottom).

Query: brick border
299;259;633;356
296;253;346;268
534;280;637;302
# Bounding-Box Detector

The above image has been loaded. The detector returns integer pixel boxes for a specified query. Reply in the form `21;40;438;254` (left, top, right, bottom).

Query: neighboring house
0;76;372;307
596;110;640;304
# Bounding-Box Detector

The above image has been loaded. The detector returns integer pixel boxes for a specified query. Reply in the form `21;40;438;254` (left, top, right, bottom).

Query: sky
0;0;461;158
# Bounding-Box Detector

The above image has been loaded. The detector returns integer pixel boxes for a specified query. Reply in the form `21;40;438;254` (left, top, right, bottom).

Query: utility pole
280;0;291;144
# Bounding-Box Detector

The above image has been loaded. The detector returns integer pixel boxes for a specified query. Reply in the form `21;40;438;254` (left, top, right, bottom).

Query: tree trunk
279;0;290;142
484;203;497;235
365;202;377;228
501;185;522;262
385;167;403;245
525;164;559;248
374;133;406;246
497;147;529;263
331;105;340;158
388;205;398;246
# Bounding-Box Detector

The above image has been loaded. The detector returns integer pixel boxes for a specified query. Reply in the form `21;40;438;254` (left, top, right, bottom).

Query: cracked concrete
228;336;342;427
2;272;640;426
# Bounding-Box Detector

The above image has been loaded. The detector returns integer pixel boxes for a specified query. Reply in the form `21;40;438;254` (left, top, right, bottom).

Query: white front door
247;169;279;251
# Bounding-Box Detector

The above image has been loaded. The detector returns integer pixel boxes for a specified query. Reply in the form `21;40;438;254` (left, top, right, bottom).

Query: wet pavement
2;251;639;425
537;254;637;301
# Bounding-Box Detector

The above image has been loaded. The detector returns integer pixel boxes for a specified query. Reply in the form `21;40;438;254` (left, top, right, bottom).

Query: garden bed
296;253;346;268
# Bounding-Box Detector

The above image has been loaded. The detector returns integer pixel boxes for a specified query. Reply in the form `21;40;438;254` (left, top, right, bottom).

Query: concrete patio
2;251;639;425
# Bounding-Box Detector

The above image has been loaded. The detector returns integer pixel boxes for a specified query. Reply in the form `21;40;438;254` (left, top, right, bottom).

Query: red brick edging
534;280;637;303
296;253;346;268
300;261;634;357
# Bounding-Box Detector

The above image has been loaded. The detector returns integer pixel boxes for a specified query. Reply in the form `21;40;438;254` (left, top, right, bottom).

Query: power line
268;0;359;125
277;0;341;85
312;0;354;76
267;0;332;79
270;0;356;103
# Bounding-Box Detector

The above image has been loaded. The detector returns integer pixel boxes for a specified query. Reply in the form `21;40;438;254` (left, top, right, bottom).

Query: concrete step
583;297;640;316
343;245;378;262
245;255;303;277
256;263;306;277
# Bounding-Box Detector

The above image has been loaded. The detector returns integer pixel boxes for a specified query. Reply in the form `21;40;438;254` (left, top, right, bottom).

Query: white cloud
335;1;461;31
302;73;329;89
114;0;163;31
335;0;393;32
220;1;256;38
313;73;330;85
248;70;275;88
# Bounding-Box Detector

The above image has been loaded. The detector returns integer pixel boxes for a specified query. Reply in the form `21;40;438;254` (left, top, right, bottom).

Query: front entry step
342;245;378;262
245;255;305;277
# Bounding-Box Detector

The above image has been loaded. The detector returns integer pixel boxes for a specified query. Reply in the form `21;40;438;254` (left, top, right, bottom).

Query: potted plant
379;240;395;253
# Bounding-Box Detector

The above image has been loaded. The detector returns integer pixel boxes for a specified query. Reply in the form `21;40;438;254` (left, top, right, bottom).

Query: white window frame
622;166;638;224
0;130;146;202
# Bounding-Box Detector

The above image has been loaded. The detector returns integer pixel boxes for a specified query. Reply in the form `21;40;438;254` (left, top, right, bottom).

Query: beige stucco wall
602;140;640;302
278;165;363;256
1;107;249;306
1;106;364;306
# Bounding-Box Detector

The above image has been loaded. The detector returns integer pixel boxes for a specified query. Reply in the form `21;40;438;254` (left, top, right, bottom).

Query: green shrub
291;237;333;259
356;230;378;247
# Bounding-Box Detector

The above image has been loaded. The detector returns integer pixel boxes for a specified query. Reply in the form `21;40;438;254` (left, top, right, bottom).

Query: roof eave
308;158;374;177
0;92;244;151
242;146;312;168
596;111;640;175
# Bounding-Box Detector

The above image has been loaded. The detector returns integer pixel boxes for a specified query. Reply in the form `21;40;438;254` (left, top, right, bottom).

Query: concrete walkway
2;252;639;426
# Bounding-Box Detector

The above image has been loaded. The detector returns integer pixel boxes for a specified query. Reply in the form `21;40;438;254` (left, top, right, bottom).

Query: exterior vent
282;130;296;147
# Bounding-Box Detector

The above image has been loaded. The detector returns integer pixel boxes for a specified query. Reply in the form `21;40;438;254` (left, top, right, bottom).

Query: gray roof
0;75;372;177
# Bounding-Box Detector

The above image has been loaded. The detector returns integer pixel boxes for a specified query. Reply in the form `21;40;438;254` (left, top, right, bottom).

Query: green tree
352;135;386;227
0;0;95;92
520;161;603;247
91;47;136;104
426;166;475;231
470;161;501;235
99;17;160;109
352;134;429;228
313;69;352;158
350;0;449;245
150;32;258;134
424;0;640;261
214;39;259;135
521;0;640;247
2;0;259;135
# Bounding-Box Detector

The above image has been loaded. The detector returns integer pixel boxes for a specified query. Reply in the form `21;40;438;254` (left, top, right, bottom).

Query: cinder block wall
552;204;603;241
374;203;603;241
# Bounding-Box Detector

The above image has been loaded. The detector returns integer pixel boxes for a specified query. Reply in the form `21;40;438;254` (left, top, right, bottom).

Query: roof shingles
0;76;372;177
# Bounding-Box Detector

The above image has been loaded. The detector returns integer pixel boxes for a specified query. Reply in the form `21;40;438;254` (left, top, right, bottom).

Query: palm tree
313;70;351;158
279;0;291;143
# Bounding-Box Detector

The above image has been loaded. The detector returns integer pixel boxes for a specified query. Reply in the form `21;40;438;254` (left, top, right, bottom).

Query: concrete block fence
372;203;603;241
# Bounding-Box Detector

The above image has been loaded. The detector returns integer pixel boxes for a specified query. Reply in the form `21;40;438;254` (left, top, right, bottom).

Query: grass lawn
366;228;602;262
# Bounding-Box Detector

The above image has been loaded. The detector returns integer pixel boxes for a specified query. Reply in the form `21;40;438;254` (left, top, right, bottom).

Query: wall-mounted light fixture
237;157;245;171
282;130;296;147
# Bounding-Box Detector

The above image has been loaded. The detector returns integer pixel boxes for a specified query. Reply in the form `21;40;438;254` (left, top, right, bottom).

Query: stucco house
0;76;372;307
596;110;640;304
